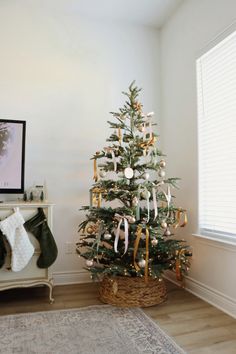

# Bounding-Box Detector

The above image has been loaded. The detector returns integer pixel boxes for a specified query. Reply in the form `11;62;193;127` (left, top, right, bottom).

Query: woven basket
99;276;167;307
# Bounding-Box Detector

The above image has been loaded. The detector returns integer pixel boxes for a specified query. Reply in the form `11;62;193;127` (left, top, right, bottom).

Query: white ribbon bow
114;213;133;254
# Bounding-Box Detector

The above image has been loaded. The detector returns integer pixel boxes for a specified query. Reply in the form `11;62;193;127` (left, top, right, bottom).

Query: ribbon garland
91;221;104;263
151;183;171;221
93;159;98;182
117;127;122;145
152;187;158;220
133;225;142;272
114;214;134;255
133;225;150;283
93;152;101;182
173;210;188;229
144;228;149;283
90;187;106;208
139;135;155;156
175;248;186;281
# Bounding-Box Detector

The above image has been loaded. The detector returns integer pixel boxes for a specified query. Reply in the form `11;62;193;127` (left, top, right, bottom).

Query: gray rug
0;305;185;354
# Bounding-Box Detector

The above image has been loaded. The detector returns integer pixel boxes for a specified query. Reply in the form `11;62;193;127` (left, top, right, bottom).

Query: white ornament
132;197;139;206
124;167;134;179
164;229;171;236
86;259;93;267
151;238;158;246
159;160;166;168
129;216;136;224
143;172;150;180
99;170;107;178
141;190;151;199
147;112;154;117
138;259;146;268
161;221;167;229
104;233;112;240
158;170;166;178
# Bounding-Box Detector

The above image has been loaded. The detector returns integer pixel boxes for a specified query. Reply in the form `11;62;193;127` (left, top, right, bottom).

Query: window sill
193;233;236;248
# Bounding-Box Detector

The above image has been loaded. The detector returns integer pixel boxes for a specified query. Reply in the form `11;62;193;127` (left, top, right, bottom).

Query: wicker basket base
99;276;167;308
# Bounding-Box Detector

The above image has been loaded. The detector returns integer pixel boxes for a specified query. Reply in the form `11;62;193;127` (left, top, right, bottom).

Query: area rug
0;305;185;354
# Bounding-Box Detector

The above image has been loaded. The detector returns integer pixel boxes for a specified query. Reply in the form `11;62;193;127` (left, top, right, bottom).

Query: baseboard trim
53;270;92;286
164;271;236;319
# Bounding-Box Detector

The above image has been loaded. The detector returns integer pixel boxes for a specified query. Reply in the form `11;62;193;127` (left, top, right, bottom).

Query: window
197;29;236;242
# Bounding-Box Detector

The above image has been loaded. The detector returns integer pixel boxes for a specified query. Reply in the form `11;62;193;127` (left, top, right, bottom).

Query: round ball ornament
141;190;151;199
129;216;136;224
159;160;166;168
104;233;112;241
161;221;167;229
99;170;107;178
86;226;94;234
143;172;150;180
124;167;134;179
138;259;146;268
85;259;94;267
158;170;166;178
151;238;158;246
164;229;171;236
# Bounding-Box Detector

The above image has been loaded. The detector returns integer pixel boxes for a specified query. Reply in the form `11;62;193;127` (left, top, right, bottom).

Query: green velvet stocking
0;229;7;268
25;208;58;268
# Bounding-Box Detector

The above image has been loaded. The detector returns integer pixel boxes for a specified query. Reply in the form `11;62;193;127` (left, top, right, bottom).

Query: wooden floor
0;281;236;353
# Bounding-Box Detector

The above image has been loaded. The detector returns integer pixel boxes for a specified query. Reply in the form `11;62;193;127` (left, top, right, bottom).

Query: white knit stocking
0;208;34;271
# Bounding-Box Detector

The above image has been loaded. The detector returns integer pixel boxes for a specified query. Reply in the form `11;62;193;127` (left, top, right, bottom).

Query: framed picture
0;119;26;193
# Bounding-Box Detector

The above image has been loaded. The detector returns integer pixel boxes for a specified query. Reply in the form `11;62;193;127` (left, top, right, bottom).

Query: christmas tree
77;82;191;283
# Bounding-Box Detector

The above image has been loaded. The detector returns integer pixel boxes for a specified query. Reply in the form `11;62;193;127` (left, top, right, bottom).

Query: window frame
194;22;236;247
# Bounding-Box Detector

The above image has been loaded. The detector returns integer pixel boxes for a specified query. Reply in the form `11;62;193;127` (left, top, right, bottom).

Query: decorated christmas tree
77;82;191;286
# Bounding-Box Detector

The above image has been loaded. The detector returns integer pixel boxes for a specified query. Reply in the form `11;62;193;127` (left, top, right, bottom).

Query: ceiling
47;0;183;28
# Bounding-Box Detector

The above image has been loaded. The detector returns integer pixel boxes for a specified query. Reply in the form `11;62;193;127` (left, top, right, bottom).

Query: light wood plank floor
0;281;235;353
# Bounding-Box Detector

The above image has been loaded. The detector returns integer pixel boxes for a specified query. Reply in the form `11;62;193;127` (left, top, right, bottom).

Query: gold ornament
161;221;167;229
159;159;166;168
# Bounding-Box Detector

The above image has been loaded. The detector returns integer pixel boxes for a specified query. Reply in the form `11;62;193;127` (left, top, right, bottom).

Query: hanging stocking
0;208;34;272
0;230;7;268
24;208;58;268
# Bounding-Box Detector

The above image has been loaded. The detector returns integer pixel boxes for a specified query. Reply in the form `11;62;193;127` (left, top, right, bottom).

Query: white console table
0;201;55;303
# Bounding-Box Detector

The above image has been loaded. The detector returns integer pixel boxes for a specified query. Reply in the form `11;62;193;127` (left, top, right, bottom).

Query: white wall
160;0;236;316
0;1;160;280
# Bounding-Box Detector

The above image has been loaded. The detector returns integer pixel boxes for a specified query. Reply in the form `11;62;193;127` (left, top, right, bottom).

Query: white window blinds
197;30;236;238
